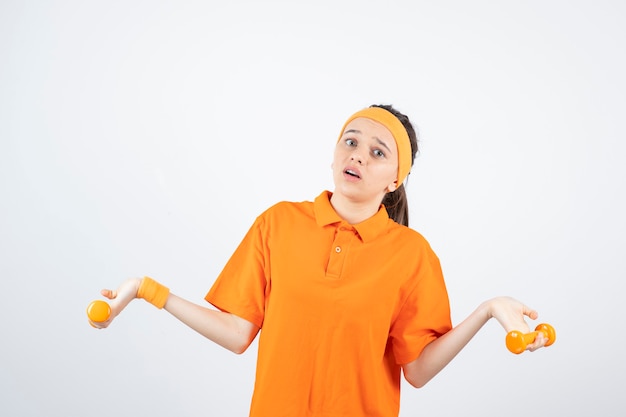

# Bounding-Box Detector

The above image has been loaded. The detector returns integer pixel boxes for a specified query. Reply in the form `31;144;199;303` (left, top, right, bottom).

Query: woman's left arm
402;296;548;388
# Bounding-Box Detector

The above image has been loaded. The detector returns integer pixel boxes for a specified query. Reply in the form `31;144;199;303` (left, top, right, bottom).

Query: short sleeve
205;214;270;328
389;247;452;364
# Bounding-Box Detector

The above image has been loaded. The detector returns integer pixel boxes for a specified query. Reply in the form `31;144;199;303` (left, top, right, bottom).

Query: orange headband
337;107;412;186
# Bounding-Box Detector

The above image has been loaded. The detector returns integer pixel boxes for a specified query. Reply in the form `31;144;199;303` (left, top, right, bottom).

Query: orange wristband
137;276;170;309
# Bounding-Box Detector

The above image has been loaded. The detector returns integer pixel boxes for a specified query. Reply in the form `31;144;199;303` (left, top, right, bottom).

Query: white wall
1;1;624;416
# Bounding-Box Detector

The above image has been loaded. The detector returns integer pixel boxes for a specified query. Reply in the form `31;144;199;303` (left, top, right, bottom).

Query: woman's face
332;117;399;205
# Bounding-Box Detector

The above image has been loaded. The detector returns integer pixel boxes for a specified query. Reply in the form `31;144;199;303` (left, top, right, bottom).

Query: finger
526;332;546;352
522;305;538;321
100;289;117;300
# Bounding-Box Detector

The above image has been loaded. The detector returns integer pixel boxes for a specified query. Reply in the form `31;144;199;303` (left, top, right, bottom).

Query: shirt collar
313;190;390;243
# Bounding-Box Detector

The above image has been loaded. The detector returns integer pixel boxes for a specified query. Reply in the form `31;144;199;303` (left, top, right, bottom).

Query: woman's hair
370;104;419;227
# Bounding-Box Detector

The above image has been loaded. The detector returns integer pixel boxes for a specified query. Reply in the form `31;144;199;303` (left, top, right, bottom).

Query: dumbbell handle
506;323;556;354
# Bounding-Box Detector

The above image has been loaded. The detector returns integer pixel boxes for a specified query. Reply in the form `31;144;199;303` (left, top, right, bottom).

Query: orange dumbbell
86;299;111;326
505;323;556;354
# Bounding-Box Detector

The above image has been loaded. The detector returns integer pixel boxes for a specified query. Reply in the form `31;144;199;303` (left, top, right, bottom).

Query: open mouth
345;169;361;179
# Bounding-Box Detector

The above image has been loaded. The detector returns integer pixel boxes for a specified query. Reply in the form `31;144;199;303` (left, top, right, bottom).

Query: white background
1;1;625;416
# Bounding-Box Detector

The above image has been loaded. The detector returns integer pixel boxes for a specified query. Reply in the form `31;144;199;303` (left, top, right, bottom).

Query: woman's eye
373;149;385;158
345;138;356;146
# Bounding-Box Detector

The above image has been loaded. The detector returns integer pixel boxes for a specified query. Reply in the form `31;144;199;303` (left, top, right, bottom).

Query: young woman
91;104;547;416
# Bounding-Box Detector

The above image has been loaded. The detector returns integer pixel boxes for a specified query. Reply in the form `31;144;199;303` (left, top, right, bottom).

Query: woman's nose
350;152;364;164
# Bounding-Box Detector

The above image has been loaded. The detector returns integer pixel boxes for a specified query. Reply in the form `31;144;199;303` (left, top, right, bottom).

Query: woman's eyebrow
374;137;391;153
343;129;392;153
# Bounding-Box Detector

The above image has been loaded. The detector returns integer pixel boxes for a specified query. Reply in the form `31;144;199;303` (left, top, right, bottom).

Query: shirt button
335;246;341;253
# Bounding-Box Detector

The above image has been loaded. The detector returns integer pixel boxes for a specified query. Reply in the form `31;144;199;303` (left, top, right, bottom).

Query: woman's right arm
164;292;260;354
94;278;260;354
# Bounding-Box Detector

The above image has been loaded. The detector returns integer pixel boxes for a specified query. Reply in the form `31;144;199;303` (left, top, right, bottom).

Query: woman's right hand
89;278;142;329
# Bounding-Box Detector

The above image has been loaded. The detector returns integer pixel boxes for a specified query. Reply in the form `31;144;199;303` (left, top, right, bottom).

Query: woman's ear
386;181;398;193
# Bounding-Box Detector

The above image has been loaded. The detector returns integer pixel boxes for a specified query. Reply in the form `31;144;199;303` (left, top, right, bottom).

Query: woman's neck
329;192;380;225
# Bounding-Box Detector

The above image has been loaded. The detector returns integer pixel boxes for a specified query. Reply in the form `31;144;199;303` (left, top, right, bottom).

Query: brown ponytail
372;104;419;227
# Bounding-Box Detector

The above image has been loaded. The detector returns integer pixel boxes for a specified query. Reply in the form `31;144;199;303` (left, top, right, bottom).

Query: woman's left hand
485;296;548;352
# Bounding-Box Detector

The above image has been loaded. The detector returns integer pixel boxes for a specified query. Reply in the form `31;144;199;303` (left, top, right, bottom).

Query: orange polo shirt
206;191;451;417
